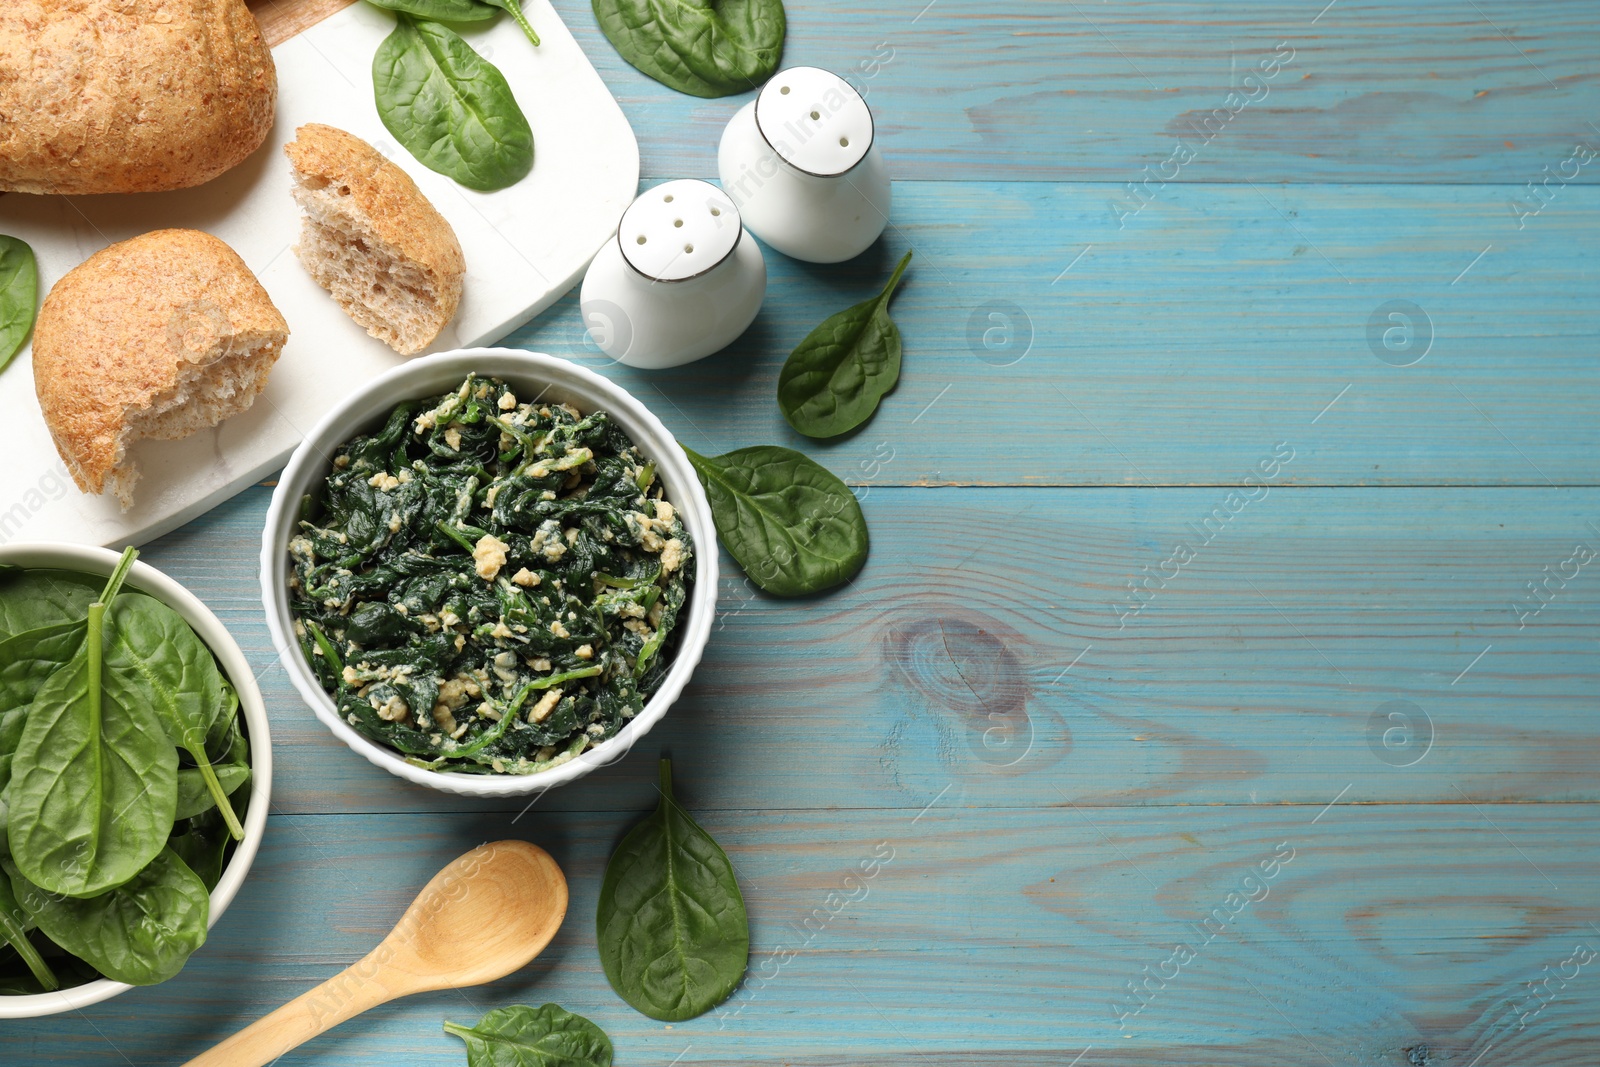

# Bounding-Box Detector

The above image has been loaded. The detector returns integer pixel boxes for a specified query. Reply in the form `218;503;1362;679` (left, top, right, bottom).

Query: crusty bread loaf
0;0;276;195
285;124;465;356
33;229;288;509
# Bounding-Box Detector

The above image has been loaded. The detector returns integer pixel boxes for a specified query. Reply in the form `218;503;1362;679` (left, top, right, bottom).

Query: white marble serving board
0;0;638;548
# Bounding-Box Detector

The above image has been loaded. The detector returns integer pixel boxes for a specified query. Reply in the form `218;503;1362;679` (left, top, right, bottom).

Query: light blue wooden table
8;1;1600;1063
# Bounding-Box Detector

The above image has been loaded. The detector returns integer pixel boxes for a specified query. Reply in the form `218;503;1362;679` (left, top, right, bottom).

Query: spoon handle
181;952;397;1067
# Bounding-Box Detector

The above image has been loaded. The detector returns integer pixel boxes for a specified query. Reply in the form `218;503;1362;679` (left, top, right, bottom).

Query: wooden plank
138;482;1600;815
506;180;1600;487
248;0;356;48
8;805;1597;1064
246;1;1600;182
548;0;1600;182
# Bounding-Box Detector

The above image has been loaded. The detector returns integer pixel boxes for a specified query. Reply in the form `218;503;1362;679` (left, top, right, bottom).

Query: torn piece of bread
33;229;288;510
285;124;465;356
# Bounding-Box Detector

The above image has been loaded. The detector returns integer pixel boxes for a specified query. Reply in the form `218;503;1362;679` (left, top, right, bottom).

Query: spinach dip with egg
287;374;693;775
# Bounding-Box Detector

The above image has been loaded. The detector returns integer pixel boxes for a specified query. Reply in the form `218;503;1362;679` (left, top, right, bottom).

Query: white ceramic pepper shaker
717;66;891;263
579;179;766;369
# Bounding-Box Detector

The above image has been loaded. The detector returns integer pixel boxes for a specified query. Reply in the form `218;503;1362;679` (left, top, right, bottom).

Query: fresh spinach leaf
0;236;37;373
4;848;209;986
374;14;535;191
172;702;250;825
483;0;541;45
219;677;241;725
173;763;250;823
167;801;236;892
0;621;90;847
0;703;21;752
0;975;41;995
6;551;178;898
0;874;55;992
363;0;540;45
213;709;249;769
103;593;242;841
683;444;868;597
0;621;84;714
443;1003;612;1066
0;569;101;640
778;250;913;438
593;0;784;97
596;758;748;1021
170;721;249;889
0;624;90;846
0;703;25;795
0;949;96;995
365;0;499;20
0;973;46;996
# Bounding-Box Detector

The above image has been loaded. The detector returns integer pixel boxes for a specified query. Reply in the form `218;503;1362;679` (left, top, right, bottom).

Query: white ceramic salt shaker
717;66;892;263
579;179;766;369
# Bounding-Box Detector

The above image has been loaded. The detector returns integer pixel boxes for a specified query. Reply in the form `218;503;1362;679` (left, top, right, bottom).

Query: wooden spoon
183;840;567;1067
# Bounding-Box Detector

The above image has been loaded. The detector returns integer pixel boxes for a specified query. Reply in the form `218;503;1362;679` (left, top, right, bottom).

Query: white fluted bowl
259;349;717;797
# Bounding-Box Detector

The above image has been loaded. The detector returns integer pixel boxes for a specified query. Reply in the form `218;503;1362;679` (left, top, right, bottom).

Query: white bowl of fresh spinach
260;348;718;798
0;543;271;1018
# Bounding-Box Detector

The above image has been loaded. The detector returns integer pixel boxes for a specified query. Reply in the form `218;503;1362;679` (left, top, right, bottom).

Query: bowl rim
259;347;717;797
0;542;272;1019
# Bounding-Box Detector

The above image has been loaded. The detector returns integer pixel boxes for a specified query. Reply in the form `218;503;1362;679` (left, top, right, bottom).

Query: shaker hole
684;244;694;253
839;137;850;147
674;219;683;228
663;194;674;203
810;110;820;120
710;207;722;216
635;235;647;244
779;85;790;94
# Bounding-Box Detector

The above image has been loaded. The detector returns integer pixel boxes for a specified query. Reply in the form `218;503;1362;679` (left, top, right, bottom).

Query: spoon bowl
183;841;567;1067
377;840;568;994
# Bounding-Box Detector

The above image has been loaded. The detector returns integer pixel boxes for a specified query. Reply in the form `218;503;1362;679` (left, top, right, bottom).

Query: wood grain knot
884;614;1033;768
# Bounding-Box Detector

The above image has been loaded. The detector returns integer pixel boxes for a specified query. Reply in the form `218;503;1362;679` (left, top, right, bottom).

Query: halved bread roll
33;229;288;509
285;124;465;356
